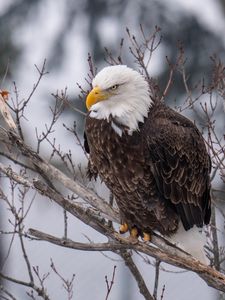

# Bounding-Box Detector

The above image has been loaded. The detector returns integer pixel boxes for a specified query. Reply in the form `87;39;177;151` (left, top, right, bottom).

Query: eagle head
86;65;152;134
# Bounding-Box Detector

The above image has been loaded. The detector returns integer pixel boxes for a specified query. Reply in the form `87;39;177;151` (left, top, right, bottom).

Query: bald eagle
84;65;211;258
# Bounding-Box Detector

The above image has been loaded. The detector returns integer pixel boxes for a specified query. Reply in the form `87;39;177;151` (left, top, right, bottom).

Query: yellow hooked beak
86;86;109;110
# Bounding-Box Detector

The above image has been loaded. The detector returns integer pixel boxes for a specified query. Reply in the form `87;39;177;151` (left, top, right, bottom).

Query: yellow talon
143;232;151;242
119;223;129;234
119;224;145;243
130;227;139;239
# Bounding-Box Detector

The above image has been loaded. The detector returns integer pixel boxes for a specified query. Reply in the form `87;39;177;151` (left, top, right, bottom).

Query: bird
84;65;211;261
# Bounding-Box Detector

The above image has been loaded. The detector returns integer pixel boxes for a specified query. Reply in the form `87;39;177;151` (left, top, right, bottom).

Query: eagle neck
89;95;152;136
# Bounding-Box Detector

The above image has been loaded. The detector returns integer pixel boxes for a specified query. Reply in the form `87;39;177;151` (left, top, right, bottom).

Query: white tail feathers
169;222;207;264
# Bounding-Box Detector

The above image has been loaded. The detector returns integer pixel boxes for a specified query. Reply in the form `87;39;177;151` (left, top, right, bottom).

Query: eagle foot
127;227;139;244
142;232;151;242
119;223;129;234
118;224;139;244
119;224;151;244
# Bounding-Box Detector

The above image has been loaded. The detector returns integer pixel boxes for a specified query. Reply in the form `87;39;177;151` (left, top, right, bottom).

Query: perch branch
28;227;225;293
0;128;118;222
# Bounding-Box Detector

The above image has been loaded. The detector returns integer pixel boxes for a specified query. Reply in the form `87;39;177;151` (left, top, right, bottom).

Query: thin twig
105;266;116;300
0;272;50;300
153;259;161;299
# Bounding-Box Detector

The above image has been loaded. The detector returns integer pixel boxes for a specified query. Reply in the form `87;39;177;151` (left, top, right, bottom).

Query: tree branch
0;125;225;295
0;272;50;300
27;228;225;293
0;128;118;222
120;250;155;300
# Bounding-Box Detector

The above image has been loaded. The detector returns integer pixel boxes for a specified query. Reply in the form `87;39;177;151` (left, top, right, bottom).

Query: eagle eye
110;84;119;91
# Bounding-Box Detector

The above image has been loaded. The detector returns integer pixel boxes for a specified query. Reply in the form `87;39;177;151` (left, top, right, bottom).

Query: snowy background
0;0;225;299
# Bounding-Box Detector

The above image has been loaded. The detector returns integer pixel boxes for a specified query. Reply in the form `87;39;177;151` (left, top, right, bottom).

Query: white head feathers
89;65;152;135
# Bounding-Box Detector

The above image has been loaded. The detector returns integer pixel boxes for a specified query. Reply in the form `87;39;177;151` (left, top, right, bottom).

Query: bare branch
0;128;119;222
0;285;17;300
50;260;75;300
0;272;50;300
160;285;165;300
153;259;161;299
120;250;154;300
104;266;116;300
27;227;225;293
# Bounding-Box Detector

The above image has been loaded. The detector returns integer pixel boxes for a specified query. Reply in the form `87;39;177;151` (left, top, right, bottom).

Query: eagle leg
119;223;129;234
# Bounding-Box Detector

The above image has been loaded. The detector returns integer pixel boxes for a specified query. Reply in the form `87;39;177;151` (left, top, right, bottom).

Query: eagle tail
169;222;207;263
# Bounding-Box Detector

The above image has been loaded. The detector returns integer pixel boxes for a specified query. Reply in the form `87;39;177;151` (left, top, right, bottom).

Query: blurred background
0;0;225;299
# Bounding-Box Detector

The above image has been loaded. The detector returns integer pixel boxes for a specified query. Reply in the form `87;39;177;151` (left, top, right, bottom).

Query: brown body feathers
84;102;211;236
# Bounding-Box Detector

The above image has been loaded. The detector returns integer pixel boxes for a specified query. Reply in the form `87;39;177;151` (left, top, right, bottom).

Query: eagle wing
146;107;211;230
